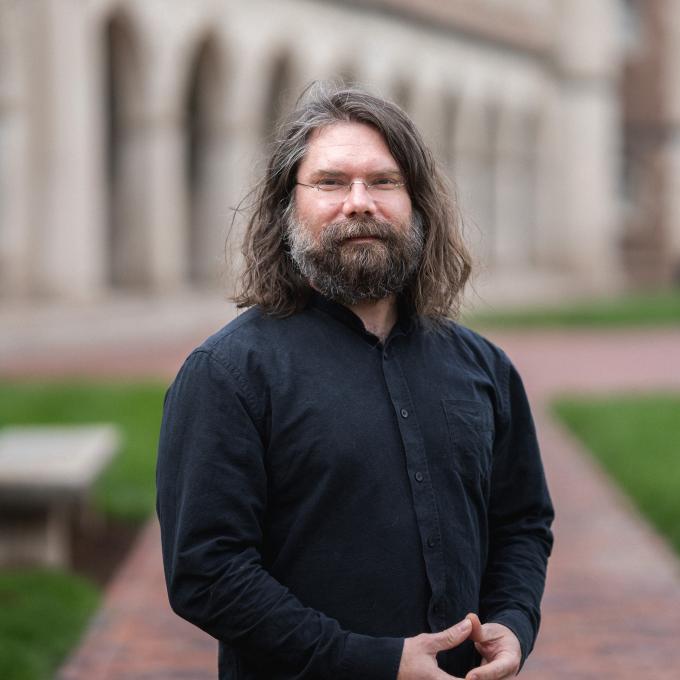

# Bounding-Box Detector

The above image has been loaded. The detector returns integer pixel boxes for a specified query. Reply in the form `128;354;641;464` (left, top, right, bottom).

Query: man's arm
479;358;554;669
156;348;405;679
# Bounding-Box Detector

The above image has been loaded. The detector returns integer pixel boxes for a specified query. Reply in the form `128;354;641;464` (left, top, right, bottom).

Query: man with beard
156;84;553;680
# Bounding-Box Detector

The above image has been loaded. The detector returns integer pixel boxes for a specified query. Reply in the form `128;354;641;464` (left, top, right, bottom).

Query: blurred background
1;1;680;679
1;0;679;311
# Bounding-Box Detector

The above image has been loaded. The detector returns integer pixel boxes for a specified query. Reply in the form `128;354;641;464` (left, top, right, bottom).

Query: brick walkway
488;330;680;679
5;317;680;678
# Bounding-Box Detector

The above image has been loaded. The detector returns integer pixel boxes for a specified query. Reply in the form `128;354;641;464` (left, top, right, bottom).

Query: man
157;84;554;680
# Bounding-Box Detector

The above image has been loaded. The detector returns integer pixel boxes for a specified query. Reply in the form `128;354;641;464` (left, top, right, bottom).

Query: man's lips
341;235;383;243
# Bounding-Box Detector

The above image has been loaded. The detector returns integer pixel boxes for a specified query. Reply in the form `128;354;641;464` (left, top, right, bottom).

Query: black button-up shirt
156;294;554;679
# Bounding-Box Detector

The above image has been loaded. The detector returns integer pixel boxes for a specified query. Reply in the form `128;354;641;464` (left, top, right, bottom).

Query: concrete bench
0;425;121;567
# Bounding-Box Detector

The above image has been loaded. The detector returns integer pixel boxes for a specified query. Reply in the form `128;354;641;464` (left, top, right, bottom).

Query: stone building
620;0;680;285
0;0;678;307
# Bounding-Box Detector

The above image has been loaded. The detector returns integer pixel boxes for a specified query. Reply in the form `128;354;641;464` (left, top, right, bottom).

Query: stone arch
441;89;461;177
390;77;413;114
102;8;147;289
261;50;298;143
453;95;501;264
183;34;229;287
495;105;541;267
408;77;451;167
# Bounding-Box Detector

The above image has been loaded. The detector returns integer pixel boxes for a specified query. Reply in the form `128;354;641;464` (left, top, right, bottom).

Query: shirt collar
306;291;417;344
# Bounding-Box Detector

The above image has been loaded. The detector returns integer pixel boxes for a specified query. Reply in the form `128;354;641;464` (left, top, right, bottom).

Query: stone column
531;87;562;270
170;33;231;289
669;137;680;277
553;0;623;291
218;48;279;295
663;0;680;274
135;110;189;292
188;115;234;287
453;95;497;265
0;0;30;298
408;72;448;166
29;0;108;300
494;106;538;269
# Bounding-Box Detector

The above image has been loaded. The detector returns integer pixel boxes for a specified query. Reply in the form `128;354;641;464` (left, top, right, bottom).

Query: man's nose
341;181;377;216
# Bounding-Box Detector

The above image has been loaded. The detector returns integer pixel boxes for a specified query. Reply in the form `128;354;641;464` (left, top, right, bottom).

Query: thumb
465;612;484;643
429;617;473;653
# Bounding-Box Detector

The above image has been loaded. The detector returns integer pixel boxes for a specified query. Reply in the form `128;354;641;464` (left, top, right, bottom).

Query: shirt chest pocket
442;398;494;484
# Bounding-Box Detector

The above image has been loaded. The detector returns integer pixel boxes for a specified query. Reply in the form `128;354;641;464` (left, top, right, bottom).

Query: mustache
319;217;398;246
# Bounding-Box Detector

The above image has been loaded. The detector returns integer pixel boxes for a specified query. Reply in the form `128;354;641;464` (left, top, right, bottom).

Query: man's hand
465;613;521;680
397;617;472;680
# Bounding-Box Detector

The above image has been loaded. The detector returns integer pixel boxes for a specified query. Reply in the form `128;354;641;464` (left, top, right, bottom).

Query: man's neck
347;295;398;344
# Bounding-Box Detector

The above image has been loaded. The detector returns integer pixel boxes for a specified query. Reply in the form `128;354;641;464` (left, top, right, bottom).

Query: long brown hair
232;82;472;320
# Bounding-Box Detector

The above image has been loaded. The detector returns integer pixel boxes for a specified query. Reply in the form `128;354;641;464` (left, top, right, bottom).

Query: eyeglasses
296;178;406;201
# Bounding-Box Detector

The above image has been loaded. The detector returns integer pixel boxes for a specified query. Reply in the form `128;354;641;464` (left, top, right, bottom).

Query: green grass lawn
0;380;167;680
553;393;680;555
466;289;680;328
0;570;100;680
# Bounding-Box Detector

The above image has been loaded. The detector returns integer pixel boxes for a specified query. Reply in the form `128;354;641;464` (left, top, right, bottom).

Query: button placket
381;348;446;632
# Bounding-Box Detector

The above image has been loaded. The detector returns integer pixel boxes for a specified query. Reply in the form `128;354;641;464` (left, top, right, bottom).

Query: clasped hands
396;613;521;680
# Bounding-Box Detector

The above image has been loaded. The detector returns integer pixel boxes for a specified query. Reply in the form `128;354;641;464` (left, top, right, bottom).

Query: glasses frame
296;179;406;198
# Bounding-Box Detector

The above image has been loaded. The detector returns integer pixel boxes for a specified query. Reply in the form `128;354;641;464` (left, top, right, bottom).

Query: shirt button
433;602;444;615
427;536;437;548
400;408;409;418
414;471;424;483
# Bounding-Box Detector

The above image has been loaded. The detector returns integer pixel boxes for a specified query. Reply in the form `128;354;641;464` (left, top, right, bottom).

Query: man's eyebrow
309;169;346;178
369;168;403;177
309;168;403;177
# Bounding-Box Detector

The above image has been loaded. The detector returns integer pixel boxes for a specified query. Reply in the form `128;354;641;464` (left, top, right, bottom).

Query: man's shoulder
200;306;269;347
191;305;307;371
194;306;269;350
427;318;510;368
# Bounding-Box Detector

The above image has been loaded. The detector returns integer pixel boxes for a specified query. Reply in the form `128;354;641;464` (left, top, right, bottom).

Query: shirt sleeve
156;349;403;680
479;357;554;666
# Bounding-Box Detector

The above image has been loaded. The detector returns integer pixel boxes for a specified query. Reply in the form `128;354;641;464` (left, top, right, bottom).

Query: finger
429;617;472;653
465;612;484;643
434;670;465;680
465;655;516;680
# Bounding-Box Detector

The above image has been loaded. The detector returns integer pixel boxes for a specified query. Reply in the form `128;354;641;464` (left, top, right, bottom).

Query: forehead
297;121;401;176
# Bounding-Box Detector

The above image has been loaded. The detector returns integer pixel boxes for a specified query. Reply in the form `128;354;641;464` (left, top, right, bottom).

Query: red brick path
14;325;680;679
493;330;680;679
57;521;215;680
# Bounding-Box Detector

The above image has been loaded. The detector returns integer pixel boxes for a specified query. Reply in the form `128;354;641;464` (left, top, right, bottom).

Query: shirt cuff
487;609;534;670
339;633;404;680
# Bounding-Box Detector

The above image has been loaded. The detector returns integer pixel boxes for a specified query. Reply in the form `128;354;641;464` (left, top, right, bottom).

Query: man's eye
372;178;400;189
317;179;345;190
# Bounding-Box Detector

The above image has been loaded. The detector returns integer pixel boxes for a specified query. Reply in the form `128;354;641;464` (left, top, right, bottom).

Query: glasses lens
313;180;403;202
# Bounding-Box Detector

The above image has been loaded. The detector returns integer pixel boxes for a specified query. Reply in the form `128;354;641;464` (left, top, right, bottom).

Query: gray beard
285;211;424;306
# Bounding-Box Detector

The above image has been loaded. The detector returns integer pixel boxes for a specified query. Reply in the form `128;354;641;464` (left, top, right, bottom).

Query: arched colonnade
0;0;559;300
